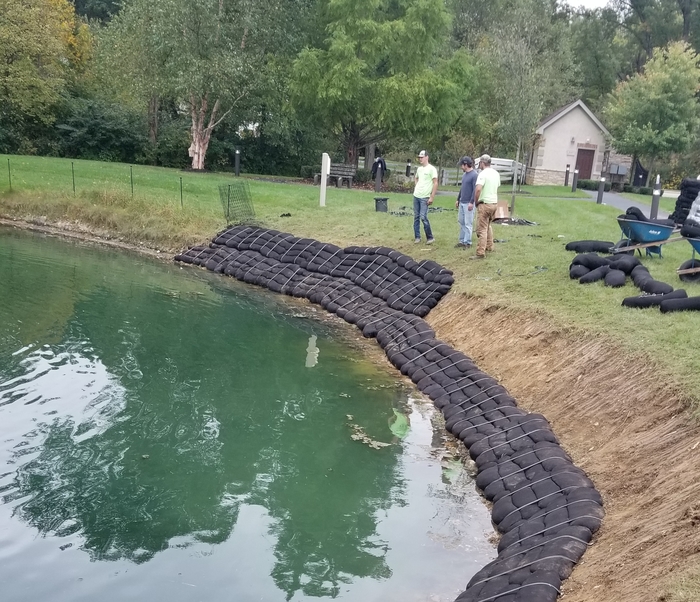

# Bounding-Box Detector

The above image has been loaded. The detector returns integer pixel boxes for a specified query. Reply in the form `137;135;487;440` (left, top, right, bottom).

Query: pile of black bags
671;178;700;225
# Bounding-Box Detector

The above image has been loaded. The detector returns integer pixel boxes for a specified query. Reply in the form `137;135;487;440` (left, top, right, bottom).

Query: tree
0;0;92;152
483;0;577;209
605;41;700;183
100;0;310;170
570;8;624;111
290;0;476;166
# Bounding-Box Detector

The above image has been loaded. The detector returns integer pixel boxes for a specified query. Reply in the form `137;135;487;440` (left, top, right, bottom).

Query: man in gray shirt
455;156;477;248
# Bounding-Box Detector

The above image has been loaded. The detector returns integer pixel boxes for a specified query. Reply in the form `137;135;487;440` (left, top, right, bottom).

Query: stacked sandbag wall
671;178;700;225
176;225;604;602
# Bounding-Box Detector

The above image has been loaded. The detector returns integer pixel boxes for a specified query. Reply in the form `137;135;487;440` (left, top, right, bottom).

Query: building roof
536;99;610;137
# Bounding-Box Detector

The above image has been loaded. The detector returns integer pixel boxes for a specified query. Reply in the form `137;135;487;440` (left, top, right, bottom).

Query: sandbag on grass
565;240;615;254
660;296;700;313
579;265;610;283
622;289;688;308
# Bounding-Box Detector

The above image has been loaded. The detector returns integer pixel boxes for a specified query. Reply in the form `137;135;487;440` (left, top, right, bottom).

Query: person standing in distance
471;154;501;259
455;156;477;248
413;150;438;244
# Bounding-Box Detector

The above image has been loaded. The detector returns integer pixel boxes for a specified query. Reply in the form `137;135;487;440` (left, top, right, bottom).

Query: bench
314;163;357;188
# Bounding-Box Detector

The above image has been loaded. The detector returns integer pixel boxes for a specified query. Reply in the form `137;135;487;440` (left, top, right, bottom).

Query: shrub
355;168;371;184
639;186;653;195
300;165;317;179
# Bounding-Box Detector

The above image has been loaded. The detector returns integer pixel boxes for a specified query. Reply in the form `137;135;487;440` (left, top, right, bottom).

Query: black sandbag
604;269;627;288
622;289;687;308
638;278;673;295
579;265;610;283
626;206;648;221
565;240;615;254
631;265;651;286
571;253;611;270
681;224;700;239
660;295;700;313
607;254;640;274
568;265;590;279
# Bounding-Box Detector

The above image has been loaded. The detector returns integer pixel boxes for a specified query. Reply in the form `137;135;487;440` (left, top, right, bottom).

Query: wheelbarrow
611;218;681;257
677;237;700;282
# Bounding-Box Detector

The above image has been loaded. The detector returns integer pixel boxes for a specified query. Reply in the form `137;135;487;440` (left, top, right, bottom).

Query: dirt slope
428;293;700;601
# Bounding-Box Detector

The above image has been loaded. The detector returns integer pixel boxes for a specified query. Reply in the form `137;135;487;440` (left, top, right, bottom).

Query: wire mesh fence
218;181;256;226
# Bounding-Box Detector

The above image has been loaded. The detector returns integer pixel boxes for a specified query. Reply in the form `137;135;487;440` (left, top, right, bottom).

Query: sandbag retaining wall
175;225;604;602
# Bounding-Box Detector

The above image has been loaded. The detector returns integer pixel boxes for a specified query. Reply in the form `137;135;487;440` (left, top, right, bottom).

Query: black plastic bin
374;197;388;212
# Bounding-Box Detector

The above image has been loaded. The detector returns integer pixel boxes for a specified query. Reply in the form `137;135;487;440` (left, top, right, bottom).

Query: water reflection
0;229;495;602
305;335;319;368
0;229;407;600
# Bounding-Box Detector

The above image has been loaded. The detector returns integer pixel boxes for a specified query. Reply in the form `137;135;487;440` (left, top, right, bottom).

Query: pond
0;228;496;602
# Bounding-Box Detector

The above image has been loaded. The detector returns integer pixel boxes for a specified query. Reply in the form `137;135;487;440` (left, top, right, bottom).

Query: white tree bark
188;94;231;170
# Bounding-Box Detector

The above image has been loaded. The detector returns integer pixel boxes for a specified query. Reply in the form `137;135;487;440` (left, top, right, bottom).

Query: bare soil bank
428;295;700;601
4;217;700;600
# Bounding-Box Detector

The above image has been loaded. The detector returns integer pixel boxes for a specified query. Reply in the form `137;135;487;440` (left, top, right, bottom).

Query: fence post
7;158;11;192
320;152;330;207
650;174;661;219
71;162;76;196
374;164;382;192
235;149;240;177
405;160;411;177
571;169;579;193
564;164;570;187
596;177;605;204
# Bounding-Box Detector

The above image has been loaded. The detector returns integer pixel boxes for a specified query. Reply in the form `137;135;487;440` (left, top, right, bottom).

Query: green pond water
0;228;495;602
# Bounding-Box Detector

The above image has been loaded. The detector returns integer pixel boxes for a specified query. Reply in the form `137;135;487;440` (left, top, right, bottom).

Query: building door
575;149;595;179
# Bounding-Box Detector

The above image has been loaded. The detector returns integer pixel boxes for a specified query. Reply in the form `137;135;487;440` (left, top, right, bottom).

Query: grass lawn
2;154;700;404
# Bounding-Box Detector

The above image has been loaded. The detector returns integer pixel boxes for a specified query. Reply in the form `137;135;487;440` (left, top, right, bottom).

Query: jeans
413;196;433;240
457;203;474;244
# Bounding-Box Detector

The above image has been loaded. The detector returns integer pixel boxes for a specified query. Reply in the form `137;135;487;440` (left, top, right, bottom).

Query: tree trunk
510;136;522;214
188;94;224;171
148;96;159;148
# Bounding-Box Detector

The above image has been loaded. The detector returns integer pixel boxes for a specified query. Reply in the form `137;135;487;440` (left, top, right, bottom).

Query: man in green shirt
412;150;438;244
471;154;501;259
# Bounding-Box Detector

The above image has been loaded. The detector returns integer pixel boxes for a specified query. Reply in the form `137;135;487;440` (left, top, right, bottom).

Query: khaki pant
475;203;498;257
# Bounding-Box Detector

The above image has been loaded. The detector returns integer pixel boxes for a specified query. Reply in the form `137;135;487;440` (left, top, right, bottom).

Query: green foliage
56;97;146;163
577;179;611;191
0;0;66;124
73;0;122;22
290;0;473;163
354;168;371;184
570;9;622;111
605;42;700;168
300;165;317;179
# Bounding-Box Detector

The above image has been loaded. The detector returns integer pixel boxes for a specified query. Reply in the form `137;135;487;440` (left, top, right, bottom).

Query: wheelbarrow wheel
678;258;700;282
612;240;635;256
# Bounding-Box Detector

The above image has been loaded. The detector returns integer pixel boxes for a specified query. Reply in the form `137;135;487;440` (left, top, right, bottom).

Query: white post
320;153;330;207
650;174;661;219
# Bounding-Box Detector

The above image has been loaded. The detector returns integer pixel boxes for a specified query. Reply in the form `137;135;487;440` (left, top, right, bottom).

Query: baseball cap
417;150;428;158
479;154;492;164
459;156;473;167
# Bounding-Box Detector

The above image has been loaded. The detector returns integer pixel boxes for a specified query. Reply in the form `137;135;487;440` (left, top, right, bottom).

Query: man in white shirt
412;150;438;244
